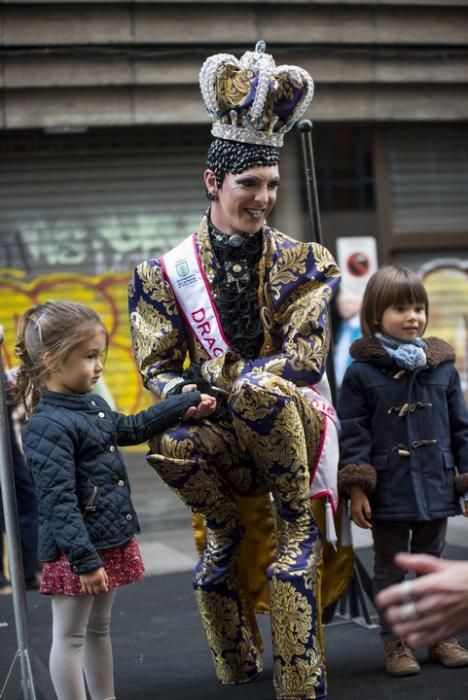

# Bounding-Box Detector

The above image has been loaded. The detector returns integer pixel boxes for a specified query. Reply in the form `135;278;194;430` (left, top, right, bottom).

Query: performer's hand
181;383;198;393
182;393;217;420
350;487;372;529
80;567;109;595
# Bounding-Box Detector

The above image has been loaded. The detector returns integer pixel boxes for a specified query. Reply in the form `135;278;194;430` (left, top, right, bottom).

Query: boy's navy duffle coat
22;389;200;575
338;336;468;522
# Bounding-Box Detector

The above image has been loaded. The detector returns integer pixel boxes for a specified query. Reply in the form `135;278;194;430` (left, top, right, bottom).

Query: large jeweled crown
199;41;314;148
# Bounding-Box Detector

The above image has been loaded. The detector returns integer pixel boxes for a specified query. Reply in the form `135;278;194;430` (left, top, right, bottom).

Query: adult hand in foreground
376;552;468;647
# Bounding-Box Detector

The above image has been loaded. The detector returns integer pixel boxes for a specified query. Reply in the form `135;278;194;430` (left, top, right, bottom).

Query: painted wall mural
1;259;467;419
422;259;468;399
0;268;152;415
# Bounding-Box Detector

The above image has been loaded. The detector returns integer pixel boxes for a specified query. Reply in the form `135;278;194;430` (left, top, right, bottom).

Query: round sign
346;251;370;277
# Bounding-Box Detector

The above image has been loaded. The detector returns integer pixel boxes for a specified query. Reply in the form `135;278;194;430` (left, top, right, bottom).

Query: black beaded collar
208;220;264;359
209;221;262;253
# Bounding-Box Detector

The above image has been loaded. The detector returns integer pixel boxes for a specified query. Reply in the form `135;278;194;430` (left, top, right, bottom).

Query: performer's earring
206;189;218;201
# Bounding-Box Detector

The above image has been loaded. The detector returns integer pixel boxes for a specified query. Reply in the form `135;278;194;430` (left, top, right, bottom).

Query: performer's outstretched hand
181;384;217;420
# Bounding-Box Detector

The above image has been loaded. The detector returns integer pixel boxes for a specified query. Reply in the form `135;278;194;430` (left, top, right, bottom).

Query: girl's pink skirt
40;537;145;595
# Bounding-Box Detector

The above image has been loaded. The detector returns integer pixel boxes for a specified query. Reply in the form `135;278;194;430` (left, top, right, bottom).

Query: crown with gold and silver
199;41;314;148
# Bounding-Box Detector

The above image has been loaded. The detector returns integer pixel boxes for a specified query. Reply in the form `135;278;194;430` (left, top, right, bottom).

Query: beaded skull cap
199;41;314;148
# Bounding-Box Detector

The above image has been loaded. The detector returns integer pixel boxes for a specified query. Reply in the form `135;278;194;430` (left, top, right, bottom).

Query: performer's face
205;165;280;234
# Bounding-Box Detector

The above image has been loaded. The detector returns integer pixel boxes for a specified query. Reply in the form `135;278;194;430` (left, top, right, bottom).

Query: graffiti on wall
1;259;467;417
1;214;200;276
0;269;152;415
421;259;468;398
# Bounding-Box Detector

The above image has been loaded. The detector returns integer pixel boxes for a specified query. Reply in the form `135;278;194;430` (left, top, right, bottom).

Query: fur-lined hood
350;336;455;368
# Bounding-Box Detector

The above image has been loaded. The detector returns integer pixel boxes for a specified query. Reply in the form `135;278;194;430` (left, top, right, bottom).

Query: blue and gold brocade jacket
128;215;341;397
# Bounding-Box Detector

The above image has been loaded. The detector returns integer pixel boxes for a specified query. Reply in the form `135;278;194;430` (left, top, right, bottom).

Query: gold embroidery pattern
194;589;240;649
275;71;300;102
131;298;179;368
311;242;340;276
194;585;262;683
262;355;287;375
270;579;312;658
303;537;323;592
269;245;309;301
231;376;279;421
157;434;195;460
216;65;254;111
274;651;323;700
149;425;261;687
133;260;161;296
194;525;240;583
269;578;323;699
272;508;321;577
133;262;178;319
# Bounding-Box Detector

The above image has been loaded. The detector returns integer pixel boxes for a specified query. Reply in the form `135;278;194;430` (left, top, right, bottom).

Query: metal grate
386;126;468;235
0;145;207;277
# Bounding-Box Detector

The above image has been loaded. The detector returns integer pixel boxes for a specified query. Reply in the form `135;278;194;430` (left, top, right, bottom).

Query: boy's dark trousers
371;518;447;640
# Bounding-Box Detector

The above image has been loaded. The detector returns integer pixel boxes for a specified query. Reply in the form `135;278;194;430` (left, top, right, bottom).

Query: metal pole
297;119;337;404
298;119;323;246
0;330;37;700
297;123;377;629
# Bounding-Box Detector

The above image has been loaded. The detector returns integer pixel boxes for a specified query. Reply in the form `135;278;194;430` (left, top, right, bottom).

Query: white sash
300;379;341;548
161;233;341;545
161;234;230;358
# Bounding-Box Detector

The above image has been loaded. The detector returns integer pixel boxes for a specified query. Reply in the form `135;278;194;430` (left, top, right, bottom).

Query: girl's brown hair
14;301;108;413
360;265;429;337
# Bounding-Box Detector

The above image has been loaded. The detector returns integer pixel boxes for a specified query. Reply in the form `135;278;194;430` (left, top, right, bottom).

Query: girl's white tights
50;590;117;700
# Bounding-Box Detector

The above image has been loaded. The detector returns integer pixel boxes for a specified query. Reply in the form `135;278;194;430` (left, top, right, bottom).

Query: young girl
337;266;468;677
15;300;215;700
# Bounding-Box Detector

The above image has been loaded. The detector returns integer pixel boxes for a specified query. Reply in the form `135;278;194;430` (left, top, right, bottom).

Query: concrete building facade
1;1;467;407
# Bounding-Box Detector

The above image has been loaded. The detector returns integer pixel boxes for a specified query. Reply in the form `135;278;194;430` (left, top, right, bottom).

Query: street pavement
1;449;468;700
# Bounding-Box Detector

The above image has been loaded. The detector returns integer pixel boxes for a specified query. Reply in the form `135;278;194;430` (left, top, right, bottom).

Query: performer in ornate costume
129;42;346;700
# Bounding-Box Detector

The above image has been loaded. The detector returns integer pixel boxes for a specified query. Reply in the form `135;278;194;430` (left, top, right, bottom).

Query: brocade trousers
148;371;327;700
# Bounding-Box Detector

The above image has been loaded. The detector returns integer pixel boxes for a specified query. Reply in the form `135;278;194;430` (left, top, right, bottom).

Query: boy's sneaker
384;638;421;676
429;638;468;667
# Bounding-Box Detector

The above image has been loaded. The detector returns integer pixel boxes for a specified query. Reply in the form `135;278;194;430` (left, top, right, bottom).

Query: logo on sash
176;259;189;278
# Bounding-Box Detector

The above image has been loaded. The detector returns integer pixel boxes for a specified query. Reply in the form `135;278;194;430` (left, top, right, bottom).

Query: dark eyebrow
235;175;280;184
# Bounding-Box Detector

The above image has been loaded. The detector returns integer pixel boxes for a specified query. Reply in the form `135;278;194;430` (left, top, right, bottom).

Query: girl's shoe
429;638;468;667
384;638;421;676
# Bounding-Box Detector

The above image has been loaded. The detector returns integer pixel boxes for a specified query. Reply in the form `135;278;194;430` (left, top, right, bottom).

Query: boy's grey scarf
375;332;427;370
